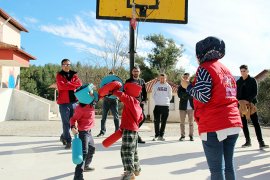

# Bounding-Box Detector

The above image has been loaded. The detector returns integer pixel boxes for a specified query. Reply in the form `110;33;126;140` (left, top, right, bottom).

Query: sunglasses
62;64;71;67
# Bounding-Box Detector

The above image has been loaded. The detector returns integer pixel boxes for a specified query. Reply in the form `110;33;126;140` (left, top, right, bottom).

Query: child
70;100;96;180
110;82;143;180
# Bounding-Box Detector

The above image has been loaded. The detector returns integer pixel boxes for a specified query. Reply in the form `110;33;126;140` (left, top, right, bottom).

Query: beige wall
0;89;59;121
0;88;13;122
0;17;21;47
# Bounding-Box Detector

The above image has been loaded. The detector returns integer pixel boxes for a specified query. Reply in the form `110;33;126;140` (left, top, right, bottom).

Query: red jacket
56;70;82;104
70;105;95;131
193;60;242;135
113;90;143;131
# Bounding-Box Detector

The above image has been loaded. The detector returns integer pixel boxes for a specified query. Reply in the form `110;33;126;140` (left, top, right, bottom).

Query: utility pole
129;3;136;77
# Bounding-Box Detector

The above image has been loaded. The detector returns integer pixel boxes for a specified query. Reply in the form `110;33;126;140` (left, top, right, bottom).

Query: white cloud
136;35;154;58
176;55;197;74
40;12;128;49
39;11;158;68
64;41;104;57
165;0;270;76
24;17;38;24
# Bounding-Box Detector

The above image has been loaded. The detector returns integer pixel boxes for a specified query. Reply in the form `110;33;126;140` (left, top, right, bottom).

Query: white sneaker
158;136;165;141
152;137;158;141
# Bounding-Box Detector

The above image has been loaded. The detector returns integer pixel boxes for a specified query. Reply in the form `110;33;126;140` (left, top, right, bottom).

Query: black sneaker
60;134;67;145
96;132;104;137
179;136;185;141
65;143;71;149
259;141;269;150
189;135;194;141
73;174;84;180
242;142;251;148
84;166;95;172
138;136;146;144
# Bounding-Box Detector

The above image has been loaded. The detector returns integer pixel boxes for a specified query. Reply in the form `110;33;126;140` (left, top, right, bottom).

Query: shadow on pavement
0;143;66;155
43;172;74;180
0;139;59;147
100;176;121;180
235;149;270;180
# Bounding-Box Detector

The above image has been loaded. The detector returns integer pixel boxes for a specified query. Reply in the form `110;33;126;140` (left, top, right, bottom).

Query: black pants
153;105;169;137
241;112;263;143
74;130;95;178
100;97;119;134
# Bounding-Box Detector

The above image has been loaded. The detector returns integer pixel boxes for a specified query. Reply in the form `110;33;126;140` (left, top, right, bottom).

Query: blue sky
1;0;270;76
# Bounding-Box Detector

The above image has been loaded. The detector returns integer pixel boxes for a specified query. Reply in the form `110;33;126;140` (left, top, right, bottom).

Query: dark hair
239;64;248;70
184;73;190;76
61;58;70;65
160;73;166;77
79;103;87;107
109;71;114;75
132;66;140;71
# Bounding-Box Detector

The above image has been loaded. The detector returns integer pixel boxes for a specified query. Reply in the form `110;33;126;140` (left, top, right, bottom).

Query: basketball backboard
96;0;188;24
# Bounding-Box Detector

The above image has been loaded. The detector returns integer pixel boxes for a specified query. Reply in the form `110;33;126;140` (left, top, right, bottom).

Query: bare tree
102;32;129;70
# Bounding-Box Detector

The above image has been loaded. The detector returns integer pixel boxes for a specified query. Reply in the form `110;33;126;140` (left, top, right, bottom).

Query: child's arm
112;90;129;104
70;107;82;134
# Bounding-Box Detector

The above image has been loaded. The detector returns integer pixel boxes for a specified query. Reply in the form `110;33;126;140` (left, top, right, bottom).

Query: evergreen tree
257;75;270;125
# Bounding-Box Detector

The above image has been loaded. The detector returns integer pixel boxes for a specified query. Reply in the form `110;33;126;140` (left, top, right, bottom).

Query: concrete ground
0;117;270;180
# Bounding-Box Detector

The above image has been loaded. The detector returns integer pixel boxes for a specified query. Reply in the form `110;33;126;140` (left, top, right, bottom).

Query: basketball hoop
96;0;188;24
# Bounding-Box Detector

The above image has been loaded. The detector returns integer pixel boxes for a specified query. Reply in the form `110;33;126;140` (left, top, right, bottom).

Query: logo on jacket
223;76;236;98
157;87;168;91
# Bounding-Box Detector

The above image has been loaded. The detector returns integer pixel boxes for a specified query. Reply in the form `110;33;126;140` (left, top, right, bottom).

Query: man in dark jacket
126;66;147;143
56;59;82;149
178;73;194;141
237;64;269;149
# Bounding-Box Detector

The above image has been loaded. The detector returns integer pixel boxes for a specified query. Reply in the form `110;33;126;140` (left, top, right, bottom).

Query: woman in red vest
181;36;242;180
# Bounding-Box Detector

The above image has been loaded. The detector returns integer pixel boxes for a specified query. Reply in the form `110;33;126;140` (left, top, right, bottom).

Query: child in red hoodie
111;82;143;180
70;100;96;180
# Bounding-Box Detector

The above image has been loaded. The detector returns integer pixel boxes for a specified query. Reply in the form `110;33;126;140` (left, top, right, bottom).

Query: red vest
193;60;242;134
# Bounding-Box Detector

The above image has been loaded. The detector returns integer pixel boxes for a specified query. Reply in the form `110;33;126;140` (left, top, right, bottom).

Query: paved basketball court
0;119;270;180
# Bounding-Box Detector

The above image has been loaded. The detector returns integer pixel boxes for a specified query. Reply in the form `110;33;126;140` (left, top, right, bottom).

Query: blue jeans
202;132;239;180
100;97;119;134
59;103;75;143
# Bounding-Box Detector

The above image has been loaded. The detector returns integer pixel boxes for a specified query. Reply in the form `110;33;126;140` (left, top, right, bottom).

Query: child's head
124;82;142;97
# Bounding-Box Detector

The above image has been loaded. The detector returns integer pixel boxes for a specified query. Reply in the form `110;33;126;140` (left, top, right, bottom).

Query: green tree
145;34;184;74
20;64;60;100
257;75;270;125
134;54;159;82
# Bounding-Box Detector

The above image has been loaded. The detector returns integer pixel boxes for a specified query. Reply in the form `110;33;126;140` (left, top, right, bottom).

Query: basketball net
130;3;137;30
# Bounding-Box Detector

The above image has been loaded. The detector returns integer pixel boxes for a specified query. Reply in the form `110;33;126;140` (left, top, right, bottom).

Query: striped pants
121;129;141;172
